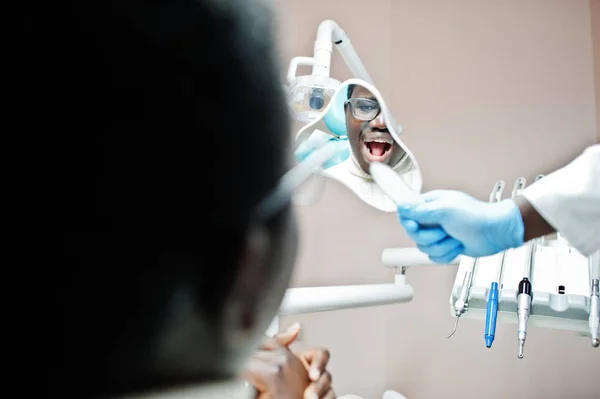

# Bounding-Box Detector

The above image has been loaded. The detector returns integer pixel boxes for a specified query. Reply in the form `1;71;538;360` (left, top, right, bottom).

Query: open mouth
361;134;394;163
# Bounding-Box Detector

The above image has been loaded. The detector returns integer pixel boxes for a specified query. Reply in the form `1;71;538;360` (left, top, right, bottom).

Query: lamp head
308;88;325;110
287;75;340;123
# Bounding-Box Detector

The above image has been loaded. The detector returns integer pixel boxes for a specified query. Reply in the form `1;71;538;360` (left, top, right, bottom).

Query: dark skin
243;324;335;399
515;196;556;241
344;85;404;175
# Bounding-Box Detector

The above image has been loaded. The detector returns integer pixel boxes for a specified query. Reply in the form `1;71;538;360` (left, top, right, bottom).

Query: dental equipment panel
449;176;600;358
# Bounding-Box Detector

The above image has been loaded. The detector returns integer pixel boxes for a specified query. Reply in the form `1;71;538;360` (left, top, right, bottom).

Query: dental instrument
589;278;599;347
287;20;373;123
450;181;507;339
533;175;545;246
499;177;527;287
517;277;532;359
369;162;423;206
589;251;600;347
484;180;506;348
512;177;533;359
254;139;340;220
448;268;473;338
511;177;527;202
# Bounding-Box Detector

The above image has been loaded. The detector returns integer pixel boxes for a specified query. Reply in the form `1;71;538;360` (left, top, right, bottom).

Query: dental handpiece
510;177;532;359
485;251;506;348
590;279;599;347
484;180;506;348
448;269;474;338
517;222;535;359
517;277;532;359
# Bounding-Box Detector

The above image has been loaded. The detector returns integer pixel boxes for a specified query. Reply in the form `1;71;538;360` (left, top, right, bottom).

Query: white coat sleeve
522;144;600;256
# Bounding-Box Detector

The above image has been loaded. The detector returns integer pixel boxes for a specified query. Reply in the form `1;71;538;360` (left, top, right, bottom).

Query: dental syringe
483;180;506;348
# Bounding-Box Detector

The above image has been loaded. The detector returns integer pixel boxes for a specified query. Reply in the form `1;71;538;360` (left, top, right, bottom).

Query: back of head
3;0;292;396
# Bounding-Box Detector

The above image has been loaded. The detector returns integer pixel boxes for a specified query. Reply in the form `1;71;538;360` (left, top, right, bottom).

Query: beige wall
276;1;600;398
593;0;600;142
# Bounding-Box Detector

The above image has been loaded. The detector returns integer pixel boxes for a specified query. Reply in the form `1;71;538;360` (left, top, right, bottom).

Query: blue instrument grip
485;282;499;348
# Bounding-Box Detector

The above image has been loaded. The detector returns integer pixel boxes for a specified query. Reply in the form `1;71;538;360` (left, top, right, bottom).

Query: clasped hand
243;323;335;399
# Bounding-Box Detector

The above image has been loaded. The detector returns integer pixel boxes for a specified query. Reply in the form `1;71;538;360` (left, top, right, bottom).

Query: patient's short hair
347;84;357;99
3;0;290;396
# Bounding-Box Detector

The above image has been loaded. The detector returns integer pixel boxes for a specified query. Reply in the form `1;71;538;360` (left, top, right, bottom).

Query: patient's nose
369;114;386;129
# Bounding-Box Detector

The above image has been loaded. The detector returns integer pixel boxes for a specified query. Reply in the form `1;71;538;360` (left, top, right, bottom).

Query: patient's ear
225;224;271;332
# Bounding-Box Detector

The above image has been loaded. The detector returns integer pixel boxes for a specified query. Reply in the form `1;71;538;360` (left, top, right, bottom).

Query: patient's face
344;85;404;174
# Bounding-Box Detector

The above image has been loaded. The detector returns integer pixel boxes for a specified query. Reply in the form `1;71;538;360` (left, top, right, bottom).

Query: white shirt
522;144;600;256
324;153;418;212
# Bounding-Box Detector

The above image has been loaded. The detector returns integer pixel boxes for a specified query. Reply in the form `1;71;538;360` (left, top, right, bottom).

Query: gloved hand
294;130;349;170
397;190;525;263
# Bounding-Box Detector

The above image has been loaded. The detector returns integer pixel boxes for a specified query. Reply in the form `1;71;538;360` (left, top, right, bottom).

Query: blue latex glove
294;132;349;170
397;190;525;263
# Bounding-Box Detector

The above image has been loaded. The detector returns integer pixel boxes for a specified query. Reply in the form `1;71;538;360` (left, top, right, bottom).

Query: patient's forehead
351;85;376;100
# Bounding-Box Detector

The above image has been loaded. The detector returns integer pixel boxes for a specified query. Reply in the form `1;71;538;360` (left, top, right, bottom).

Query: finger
398;217;419;233
250;349;283;363
397;202;447;225
271;322;301;348
300;349;330;381
429;244;464;264
417;236;462;258
305;371;332;397
259;335;282;351
242;356;278;392
404;225;449;247
322;389;336;399
421;190;451;202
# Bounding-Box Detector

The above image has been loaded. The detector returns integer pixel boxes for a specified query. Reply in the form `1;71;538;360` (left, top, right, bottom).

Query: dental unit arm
287;19;374;122
267;248;461;334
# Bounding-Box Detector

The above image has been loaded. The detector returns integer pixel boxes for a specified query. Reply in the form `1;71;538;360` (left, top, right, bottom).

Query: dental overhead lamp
287;19;374;123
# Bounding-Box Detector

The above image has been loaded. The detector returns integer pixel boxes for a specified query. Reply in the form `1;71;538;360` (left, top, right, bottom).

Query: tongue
369;142;387;156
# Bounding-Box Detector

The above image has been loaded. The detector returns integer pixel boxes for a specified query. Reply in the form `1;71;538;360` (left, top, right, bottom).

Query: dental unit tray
450;239;597;334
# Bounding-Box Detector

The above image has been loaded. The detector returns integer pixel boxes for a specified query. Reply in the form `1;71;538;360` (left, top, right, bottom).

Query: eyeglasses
344;98;381;121
252;140;340;223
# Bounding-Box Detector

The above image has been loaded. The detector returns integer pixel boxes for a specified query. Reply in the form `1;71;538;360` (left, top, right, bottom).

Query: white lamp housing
287;19;373;123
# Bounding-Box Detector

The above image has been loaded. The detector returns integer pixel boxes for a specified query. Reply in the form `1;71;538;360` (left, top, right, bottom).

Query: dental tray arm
277;248;459;317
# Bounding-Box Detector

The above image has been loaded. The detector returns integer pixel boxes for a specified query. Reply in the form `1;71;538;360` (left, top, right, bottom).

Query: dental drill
517;277;532;359
484;180;506;348
448;181;505;339
514;177;533;359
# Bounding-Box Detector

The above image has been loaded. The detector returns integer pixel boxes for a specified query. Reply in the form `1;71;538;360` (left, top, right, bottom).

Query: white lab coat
522;144;600;256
